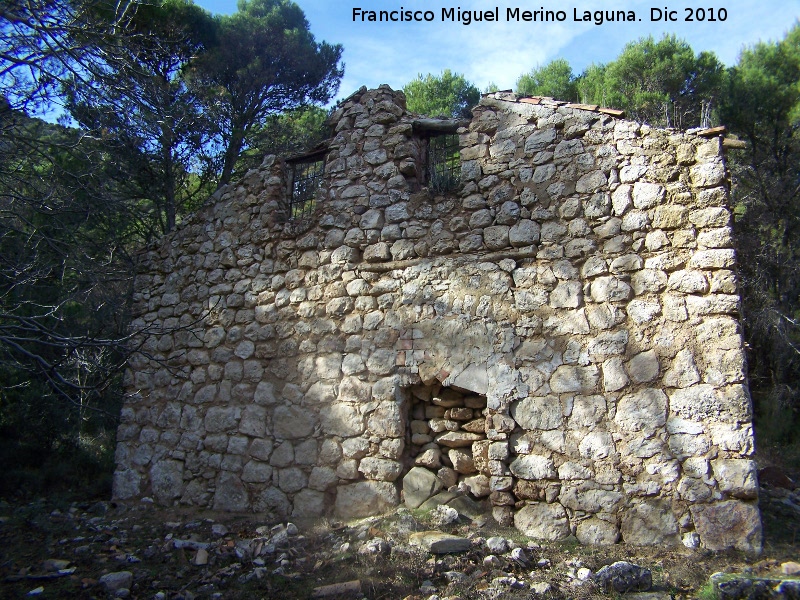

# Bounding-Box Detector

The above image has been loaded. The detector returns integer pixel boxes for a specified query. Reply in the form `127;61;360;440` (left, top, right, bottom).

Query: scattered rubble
0;487;797;599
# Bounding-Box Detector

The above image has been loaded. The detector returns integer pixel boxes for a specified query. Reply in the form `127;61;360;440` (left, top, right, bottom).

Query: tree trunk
219;125;246;187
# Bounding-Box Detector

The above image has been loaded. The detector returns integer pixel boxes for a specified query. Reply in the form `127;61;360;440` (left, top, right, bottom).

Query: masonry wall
113;86;761;552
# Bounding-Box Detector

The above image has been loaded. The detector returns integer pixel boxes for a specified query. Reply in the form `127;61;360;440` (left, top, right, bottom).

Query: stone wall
114;85;761;552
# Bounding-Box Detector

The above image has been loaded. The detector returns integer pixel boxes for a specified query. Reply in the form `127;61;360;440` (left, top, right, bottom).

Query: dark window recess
289;158;324;218
426;133;460;192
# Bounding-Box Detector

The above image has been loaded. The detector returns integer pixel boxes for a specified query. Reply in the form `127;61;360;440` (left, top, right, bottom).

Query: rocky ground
1;481;799;600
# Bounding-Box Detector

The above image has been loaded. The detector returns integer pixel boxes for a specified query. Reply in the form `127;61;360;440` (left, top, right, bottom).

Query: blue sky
195;1;800;102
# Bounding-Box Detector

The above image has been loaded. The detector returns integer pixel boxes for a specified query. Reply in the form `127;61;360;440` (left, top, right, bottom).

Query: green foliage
0;367;117;499
697;582;719;600
576;63;608;106
64;0;218;236
718;23;800;445
257;105;329;156
403;70;480;118
0;109;125;500
0;0;342;488
516;58;577;100
579;35;723;127
191;0;343;185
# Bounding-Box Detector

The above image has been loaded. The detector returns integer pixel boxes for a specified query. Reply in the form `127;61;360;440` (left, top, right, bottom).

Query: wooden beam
412;118;469;133
723;138;747;149
698;125;727;137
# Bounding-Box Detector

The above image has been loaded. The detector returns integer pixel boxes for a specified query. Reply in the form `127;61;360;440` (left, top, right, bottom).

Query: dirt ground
0;479;798;600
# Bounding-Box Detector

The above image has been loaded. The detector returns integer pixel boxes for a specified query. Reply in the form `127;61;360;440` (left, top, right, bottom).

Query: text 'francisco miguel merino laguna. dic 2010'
352;7;728;25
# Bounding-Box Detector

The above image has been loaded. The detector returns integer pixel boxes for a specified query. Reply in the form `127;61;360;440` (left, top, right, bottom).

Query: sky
195;0;800;102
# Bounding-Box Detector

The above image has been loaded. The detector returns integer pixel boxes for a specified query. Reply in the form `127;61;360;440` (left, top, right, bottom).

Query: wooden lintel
723;138;747;150
698;125;727;137
412;118;468;133
566;103;599;111
598;108;626;118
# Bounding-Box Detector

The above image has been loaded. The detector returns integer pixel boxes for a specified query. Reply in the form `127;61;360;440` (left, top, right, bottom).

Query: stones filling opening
404;383;494;511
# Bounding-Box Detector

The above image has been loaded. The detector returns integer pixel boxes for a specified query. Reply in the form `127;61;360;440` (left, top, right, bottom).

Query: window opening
289;157;324;219
426;133;460;192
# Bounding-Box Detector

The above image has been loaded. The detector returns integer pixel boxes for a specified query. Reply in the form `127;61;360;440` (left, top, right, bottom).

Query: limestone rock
509;455;557;480
615;389;667;433
213;472;249;512
711;459;758;499
99;571;134;593
511;396;562;430
620;499;679;546
449;449;476;474
359;457;402;481
626;350;660;384
273;406;315;439
594;561;652;593
690;500;762;553
514;502;570;541
550;365;599;393
462;474;491;497
409;531;471;553
335;481;398;519
435;431;484;448
403;467;443;509
576;518;620;545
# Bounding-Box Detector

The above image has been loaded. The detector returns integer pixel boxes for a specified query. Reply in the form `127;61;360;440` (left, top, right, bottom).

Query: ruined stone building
113;86;761;552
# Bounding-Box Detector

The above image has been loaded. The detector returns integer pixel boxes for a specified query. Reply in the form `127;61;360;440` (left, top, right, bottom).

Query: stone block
449;449;476;474
322;403;364;437
550;365;599;394
602;357;629;392
293;489;325;518
403;466;443;508
632;182;665;209
112;469;141;500
668;270;709;293
363;242;392;263
576;518;620;545
359;457;402;481
550;281;582;308
205;407;238;433
631;269;667;294
615;389;667;433
335;481;399;518
620;499;679;545
409;531;471;553
509;454;557;480
514;502;570;541
273;406;315;439
590;276;632;302
690;162;725;188
712;459;758;499
241;460;272;483
212;471;249;511
651;205;688;229
578;431;616;459
561;485;623;513
689;249;736;269
576;170;607;193
626;350;660;383
484;225;510;250
238;405;266;437
690;500;762;553
511;396;563;431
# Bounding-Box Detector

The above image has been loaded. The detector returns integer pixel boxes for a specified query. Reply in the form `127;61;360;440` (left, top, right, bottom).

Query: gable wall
113;85;761;552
